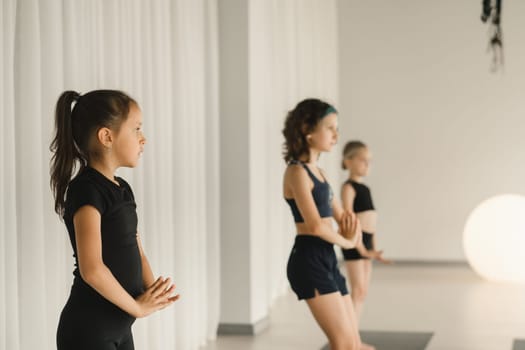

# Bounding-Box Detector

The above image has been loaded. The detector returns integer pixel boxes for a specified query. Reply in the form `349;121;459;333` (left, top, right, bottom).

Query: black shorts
57;289;135;350
287;235;349;300
341;232;374;260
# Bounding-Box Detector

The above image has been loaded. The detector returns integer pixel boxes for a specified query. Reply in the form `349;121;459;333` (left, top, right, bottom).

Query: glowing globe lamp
463;194;525;283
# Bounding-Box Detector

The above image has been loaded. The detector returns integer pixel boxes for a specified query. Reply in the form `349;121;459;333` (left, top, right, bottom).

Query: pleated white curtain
2;0;341;348
249;0;340;305
1;0;219;349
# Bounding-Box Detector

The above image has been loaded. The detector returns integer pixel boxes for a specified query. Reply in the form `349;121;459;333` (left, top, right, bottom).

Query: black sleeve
67;179;107;216
117;177;135;201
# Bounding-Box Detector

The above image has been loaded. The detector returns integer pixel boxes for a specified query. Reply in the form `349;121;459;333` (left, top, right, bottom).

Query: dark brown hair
282;98;336;163
341;140;367;169
50;90;137;216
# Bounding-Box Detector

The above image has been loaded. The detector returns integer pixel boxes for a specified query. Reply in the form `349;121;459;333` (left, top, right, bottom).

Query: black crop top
285;161;333;223
344;179;375;213
63;167;143;309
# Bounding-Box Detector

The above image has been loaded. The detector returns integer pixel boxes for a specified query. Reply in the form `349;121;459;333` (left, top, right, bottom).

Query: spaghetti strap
288;160;324;183
302;164;316;179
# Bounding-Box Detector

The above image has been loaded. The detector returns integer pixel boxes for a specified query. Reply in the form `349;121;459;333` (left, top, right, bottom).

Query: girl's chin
123;159;139;168
312;145;335;153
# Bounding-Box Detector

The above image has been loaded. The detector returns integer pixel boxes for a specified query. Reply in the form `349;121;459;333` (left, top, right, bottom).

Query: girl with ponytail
50;90;179;350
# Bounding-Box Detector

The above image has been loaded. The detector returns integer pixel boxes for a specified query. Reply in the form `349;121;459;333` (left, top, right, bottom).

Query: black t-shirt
345;179;375;213
63;167;143;315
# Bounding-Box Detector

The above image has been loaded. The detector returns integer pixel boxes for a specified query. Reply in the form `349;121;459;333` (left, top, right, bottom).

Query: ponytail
50;89;137;216
50;91;86;216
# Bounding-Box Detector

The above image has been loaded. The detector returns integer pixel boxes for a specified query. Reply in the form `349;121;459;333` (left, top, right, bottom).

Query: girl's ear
342;157;351;170
306;134;313;145
97;127;114;148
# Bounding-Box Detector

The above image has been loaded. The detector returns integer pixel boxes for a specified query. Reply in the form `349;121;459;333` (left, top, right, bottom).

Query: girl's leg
363;259;373;297
341;295;375;350
305;291;361;350
345;260;368;319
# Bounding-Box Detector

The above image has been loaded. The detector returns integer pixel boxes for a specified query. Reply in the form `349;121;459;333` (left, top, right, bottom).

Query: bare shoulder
284;163;312;192
285;163;307;180
341;181;356;195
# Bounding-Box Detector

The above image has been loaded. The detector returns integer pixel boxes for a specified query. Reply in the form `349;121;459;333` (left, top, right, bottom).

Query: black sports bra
344;179;375;213
285;161;333;223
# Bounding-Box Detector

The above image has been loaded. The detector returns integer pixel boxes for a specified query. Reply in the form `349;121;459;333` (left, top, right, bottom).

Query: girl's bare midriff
357;210;377;234
295;217;333;235
295;217;334;235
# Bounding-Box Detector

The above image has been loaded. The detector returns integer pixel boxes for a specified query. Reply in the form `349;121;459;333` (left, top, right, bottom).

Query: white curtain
248;0;340;306
1;1;219;349
1;0;342;348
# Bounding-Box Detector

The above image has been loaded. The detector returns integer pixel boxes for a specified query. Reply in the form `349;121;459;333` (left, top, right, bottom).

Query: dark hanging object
481;0;503;72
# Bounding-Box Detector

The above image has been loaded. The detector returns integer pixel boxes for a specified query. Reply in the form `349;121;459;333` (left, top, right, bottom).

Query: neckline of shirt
85;166;123;189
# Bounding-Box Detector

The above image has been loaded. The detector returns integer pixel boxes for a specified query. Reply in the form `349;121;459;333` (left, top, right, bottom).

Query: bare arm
74;206;178;318
367;233;392;264
334;182;356;224
340;182;356;212
340;183;391;262
288;166;358;249
339;181;376;254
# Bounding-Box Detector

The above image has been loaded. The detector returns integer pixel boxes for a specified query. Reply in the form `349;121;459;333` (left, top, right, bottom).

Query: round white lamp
463;194;525;283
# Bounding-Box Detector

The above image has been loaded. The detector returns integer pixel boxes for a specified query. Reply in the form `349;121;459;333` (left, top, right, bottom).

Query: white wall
338;0;525;261
218;0;340;328
248;0;340;319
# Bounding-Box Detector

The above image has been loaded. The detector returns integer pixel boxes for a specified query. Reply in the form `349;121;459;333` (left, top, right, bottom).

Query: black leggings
57;294;135;350
57;331;134;350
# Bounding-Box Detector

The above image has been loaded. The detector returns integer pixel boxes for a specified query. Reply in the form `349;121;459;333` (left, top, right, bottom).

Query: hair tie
322;105;337;118
71;93;82;112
